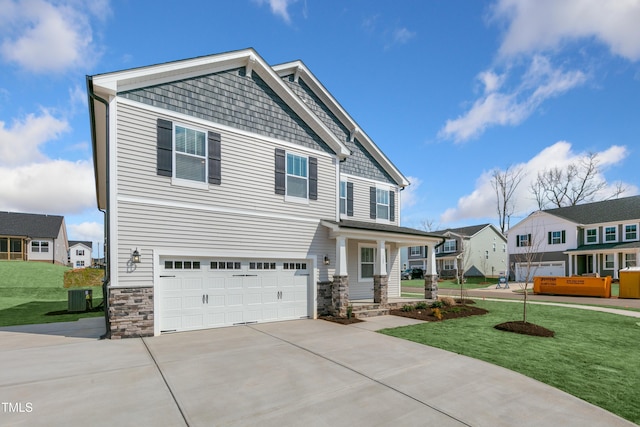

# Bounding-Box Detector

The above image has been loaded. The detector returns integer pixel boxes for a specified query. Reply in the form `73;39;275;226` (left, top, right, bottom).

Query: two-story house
88;48;443;338
0;211;68;265
407;224;507;279
508;196;640;281
68;241;93;268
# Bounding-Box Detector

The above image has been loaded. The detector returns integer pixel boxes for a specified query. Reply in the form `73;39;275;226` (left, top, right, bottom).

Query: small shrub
439;296;455;307
415;302;428;310
430;300;444;309
401;304;415;312
432;307;443;320
346;305;353;319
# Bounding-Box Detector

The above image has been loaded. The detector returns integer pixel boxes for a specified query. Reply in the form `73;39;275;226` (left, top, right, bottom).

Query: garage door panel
160;258;309;333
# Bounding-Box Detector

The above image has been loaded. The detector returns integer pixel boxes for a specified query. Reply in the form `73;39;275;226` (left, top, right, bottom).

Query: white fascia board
273;61;410;188
321;221;441;246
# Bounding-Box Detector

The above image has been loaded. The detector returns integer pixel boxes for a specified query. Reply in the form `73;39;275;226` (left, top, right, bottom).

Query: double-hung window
410;246;422;256
175;125;207;182
376;188;389;220
359;245;389;281
443;259;455;270
624;224;638;241
31;241;49;253
604;226;617;242
605;254;614;269
286;153;308;198
586;228;598;244
548;230;565;245
625;253;636;267
339;181;347;215
76;249;84;256
517;234;531;247
443;239;456;253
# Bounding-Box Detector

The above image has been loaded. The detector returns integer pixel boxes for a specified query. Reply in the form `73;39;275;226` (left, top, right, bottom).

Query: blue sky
1;0;639;253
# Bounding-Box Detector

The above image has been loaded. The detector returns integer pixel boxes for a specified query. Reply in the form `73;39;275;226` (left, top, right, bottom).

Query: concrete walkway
0;316;636;426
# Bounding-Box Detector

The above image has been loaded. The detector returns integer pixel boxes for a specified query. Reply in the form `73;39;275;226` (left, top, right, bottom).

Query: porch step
353;308;389;318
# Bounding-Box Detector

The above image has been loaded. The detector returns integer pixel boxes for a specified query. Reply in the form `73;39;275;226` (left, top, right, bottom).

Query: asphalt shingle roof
0;211;64;239
69;240;93;248
432;223;491;237
543;195;640;225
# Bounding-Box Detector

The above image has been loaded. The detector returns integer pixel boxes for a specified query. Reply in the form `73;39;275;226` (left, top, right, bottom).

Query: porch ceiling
321;219;444;246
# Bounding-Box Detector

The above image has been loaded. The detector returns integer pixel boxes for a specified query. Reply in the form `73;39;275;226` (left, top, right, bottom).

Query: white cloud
392;27;416;45
440;56;586;142
0;159;95;214
440;141;636;224
0;0;100;73
0;110;70;166
254;0;298;24
68;221;103;244
401;176;421;209
493;0;640;61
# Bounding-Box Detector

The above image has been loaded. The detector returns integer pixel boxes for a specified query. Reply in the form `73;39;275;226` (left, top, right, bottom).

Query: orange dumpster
533;276;611;298
619;268;640;299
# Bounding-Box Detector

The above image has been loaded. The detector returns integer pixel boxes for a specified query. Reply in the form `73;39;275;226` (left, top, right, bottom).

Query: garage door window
250;262;277;270
283;262;307;270
165;260;201;269
211;261;241;270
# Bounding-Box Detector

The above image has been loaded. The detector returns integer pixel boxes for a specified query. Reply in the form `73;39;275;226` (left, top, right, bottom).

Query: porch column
332;236;349;317
568;254;573;276
425;243;438;300
373;240;387;305
614;252;619;279
593;253;598;274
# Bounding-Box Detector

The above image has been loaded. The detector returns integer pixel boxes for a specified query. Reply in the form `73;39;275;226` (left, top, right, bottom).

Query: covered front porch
320;219;444;317
566;243;640;280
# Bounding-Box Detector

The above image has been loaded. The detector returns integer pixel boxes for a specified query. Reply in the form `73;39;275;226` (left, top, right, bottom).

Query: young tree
514;229;543;323
530;152;627;209
491;165;525;234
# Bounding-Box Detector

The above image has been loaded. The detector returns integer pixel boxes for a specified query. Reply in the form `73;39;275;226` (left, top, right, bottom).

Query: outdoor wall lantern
323;255;330;265
131;248;141;264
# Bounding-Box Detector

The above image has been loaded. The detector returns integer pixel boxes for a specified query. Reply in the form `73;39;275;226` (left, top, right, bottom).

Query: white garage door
515;262;565;282
159;258;309;333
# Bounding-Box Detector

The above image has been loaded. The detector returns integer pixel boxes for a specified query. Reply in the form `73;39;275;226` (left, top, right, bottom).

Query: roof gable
0;211;64;239
69;240;93;249
273;61;409;187
433;223;496;239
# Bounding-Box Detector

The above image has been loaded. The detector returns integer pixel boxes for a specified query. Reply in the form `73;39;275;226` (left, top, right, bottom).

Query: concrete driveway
0;317;635;427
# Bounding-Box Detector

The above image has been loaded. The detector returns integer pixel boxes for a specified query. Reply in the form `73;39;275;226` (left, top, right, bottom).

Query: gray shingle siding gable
120;68;333;154
283;75;396;184
544;196;640;225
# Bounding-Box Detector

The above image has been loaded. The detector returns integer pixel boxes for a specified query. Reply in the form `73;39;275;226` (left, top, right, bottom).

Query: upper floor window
76;249;85;256
286;153;308;199
624;224;638;241
443;239;456;253
485;250;489;259
604;226;617;242
175;125;207;182
585;228;598;244
516;234;531;247
376;188;389;220
410;246;422;256
548;231;565;245
339;181;347;215
31;241;49;253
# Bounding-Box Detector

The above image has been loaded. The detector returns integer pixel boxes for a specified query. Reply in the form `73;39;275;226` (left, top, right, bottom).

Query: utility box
619;268;640;299
68;289;92;312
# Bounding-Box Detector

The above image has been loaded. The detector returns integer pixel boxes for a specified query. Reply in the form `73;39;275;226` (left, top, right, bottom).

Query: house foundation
331;275;349;317
108;287;154;339
424;275;438;300
373;274;388;306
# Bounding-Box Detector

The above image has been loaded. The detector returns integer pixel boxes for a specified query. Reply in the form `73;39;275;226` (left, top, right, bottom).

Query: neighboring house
68;241;93;268
407;224;507;279
508;196;640;281
0;211;68;265
87;48;443;338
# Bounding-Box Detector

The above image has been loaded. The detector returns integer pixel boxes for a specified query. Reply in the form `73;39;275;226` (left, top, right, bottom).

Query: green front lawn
0;261;104;327
380;300;640;424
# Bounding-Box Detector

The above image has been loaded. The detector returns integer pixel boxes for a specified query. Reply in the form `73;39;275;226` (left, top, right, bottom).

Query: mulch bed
319;315;363;325
390;305;488;322
494;321;555;337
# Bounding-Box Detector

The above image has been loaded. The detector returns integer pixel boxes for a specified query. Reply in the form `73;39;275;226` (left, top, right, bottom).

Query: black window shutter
562;230;566;243
275;148;286;195
369;187;376;219
208;131;221;185
346;182;354;216
516;237;520;247
157;119;173;177
528;234;532;246
548;232;552;244
309;157;317;200
390;191;395;222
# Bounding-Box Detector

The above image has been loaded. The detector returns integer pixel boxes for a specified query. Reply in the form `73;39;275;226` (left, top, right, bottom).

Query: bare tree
418;219;439;232
514;230;543;323
491;165;525;234
531;152;627;209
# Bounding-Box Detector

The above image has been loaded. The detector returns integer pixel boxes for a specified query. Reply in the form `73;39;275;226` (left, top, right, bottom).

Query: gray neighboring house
87;48;443;338
0;211;68;265
508;196;640;281
407;224;507;279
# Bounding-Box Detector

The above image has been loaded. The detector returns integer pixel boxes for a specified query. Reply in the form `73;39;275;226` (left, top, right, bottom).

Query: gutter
87;75;111;339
